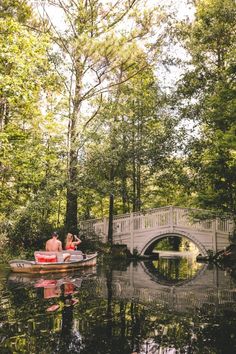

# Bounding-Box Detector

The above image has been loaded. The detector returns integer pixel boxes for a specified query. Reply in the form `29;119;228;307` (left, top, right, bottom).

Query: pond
0;257;236;354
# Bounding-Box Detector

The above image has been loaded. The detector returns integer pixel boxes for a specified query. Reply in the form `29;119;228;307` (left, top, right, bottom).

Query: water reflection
142;256;204;286
35;275;83;352
4;269;96;353
0;259;236;354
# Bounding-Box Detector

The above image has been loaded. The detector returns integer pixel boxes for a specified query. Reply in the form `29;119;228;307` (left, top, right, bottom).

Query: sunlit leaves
176;0;236;222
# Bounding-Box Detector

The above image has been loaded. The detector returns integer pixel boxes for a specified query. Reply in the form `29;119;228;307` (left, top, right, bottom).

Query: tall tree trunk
108;162;115;245
121;170;129;214
0;99;9;131
136;106;143;212
121;119;130;213
132;155;136;212
132;117;136;212
136;161;141;211
108;192;114;246
65;64;82;233
65;146;78;233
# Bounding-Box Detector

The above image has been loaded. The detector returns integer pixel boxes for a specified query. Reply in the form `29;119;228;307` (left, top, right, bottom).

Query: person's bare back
46;232;62;252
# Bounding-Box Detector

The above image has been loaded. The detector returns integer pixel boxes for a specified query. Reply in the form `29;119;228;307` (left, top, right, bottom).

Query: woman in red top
65;233;81;250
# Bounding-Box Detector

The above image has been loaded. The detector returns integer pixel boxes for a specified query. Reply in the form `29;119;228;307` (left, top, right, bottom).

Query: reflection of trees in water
2;266;236;354
79;279;235;354
55;284;83;354
4;276;84;354
143;257;202;285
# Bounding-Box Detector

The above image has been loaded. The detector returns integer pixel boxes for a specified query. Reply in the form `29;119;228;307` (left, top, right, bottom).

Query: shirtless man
46;232;62;252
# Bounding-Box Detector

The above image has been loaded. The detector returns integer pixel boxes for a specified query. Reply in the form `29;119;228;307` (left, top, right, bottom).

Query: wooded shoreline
0;0;235;252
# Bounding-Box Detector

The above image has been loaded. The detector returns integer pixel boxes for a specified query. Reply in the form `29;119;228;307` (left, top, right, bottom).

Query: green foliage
0;2;67;249
0;0;32;22
155;236;182;251
0;18;51;121
76;64;180;217
175;0;236;224
1;0;234;251
78;228;104;253
43;0;169;230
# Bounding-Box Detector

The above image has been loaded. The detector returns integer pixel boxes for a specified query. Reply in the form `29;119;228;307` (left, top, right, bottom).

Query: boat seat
34;250;83;263
34;251;59;263
63;250;84;261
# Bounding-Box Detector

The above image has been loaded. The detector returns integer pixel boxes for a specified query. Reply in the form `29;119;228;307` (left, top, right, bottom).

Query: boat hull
9;253;97;274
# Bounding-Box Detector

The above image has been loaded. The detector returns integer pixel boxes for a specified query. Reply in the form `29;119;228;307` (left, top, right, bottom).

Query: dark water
0;257;236;354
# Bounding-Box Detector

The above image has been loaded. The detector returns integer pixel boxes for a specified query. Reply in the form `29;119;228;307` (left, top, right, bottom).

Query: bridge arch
81;206;232;254
140;231;208;256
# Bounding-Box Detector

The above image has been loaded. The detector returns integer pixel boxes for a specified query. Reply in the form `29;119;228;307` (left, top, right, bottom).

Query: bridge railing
80;206;233;241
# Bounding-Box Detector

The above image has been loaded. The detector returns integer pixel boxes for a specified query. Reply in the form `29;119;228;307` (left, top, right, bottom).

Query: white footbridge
81;206;233;255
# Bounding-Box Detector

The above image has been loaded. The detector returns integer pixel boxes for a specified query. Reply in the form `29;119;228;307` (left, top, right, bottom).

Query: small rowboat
9;250;98;274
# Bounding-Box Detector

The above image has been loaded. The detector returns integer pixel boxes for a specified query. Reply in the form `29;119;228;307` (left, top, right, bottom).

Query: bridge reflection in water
3;258;236;354
98;257;235;313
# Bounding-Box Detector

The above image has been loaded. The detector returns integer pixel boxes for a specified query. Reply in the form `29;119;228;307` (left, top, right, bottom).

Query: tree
73;62;179;218
175;0;236;230
0;1;64;248
36;0;167;232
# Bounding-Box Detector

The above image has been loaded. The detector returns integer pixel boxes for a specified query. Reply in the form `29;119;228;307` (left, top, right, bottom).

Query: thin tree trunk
136;105;143;212
108;192;114;246
132;117;136;212
136;161;141;211
108;161;115;245
121;171;129;213
65;64;83;233
121;119;130;213
65;145;78;233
